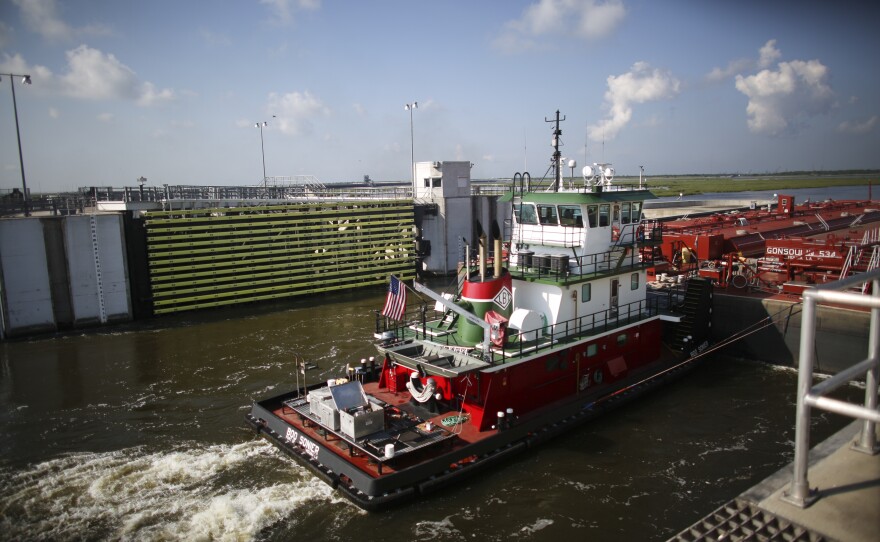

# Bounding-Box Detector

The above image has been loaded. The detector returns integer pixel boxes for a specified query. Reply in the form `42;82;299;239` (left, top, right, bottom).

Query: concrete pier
643;198;771;219
669;421;879;541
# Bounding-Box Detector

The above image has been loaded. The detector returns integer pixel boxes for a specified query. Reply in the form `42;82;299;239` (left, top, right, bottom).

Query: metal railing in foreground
783;268;880;508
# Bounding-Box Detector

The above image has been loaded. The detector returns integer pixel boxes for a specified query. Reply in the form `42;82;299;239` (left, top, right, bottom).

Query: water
670;184;876;204
0;288;863;541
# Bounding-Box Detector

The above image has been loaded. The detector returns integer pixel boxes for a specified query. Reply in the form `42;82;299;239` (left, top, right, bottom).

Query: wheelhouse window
559;205;583;227
537;205;558;225
514;203;538;225
581;283;591;302
631;272;639;290
621;203;631;224
631;202;642;222
599;204;610;227
586;205;598;228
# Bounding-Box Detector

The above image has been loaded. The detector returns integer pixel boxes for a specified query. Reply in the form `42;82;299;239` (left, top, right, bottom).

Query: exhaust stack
492;220;502;278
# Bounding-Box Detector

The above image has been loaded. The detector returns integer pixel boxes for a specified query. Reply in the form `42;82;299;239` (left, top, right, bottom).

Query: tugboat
245;111;713;511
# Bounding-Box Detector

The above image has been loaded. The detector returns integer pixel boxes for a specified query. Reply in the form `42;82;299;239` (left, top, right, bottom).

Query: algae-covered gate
139;200;416;315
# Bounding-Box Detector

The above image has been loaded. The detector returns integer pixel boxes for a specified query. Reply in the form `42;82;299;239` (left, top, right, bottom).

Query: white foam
413;515;462;540
520;518;554;535
0;440;344;540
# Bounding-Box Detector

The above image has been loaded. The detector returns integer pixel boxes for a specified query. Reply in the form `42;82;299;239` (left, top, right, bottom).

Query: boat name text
286;427;320;461
690;339;709;358
766;246;839;259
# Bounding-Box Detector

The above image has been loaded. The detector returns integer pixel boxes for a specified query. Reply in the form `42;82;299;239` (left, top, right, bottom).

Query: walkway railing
376;296;661;366
783;268;880;507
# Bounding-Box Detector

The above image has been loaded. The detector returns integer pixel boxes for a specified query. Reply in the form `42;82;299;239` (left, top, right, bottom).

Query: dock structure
0;170;825;336
670;269;880;542
142;200;416;315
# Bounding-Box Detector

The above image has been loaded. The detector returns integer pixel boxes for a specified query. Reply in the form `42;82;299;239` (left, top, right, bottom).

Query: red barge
246;112;714;510
653;194;880;295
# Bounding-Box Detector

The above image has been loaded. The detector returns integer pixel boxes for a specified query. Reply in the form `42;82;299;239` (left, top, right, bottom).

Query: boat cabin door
610;278;619;317
611;205;621;242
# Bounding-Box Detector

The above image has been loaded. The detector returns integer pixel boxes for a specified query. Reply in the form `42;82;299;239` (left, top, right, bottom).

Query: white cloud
60;45;140;100
706;39;780;83
12;0;110;42
97;112;114;123
735;49;834;135
2;47;174;106
588;61;680;141
758;39;781;69
493;0;626;53
706;58;753;83
838;116;878;135
137;81;174;106
0;53;52;80
259;0;321;25
267;90;329;135
48;107;59;118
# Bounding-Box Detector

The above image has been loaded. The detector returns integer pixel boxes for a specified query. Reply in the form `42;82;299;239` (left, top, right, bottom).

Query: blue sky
1;0;878;193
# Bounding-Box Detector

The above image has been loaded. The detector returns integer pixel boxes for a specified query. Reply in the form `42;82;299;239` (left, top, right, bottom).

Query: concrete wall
0;219;55;335
64;215;131;325
712;292;869;373
416;161;474;275
0;214;132;337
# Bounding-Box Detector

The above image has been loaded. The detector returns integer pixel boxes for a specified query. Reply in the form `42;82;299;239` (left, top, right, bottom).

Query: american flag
381;275;406;320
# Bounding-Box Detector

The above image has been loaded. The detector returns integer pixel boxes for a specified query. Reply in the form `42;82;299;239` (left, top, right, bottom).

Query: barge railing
783;267;880;508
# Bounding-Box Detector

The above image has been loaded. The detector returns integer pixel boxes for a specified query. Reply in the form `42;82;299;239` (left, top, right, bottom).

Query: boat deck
270;382;493;478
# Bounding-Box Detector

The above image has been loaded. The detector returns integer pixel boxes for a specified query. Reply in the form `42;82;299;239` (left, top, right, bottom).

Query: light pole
255;121;268;186
404;102;417;188
1;73;32;216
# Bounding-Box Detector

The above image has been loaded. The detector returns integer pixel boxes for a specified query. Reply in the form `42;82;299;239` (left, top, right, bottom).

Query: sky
0;0;878;193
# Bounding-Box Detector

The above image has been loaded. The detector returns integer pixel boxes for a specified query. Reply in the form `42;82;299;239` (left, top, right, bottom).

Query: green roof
499;189;656;204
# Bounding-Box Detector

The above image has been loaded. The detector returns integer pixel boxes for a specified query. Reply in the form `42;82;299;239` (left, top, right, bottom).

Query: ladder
89;214;107;324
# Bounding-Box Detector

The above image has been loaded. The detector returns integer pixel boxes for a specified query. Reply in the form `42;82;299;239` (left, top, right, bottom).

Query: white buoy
385;443;395;459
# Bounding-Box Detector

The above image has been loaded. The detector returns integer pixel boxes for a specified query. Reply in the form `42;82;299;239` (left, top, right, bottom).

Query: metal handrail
376;296;660;365
783;268;880;508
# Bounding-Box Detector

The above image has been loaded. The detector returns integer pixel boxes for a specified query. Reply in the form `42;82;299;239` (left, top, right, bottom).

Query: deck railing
376;296;661;365
783;268;880;508
509;226;662;283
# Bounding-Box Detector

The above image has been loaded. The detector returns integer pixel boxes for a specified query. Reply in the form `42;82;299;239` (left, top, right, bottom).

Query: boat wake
0;440;349;540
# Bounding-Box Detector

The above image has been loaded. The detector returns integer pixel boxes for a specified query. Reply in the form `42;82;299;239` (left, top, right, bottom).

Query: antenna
545;110;566;192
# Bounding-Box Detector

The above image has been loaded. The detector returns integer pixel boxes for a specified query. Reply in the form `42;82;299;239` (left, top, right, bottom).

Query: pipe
492;220;502;278
479;232;487;282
